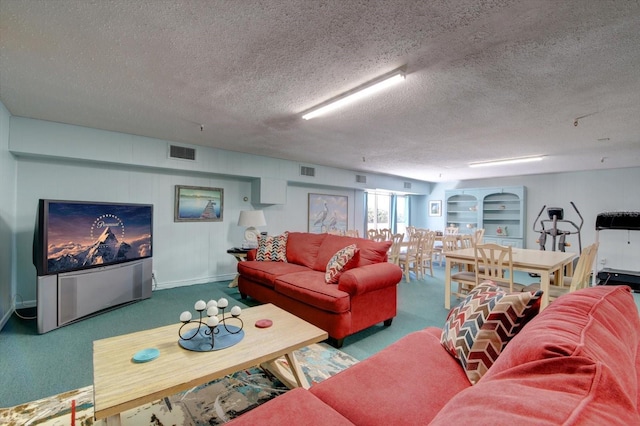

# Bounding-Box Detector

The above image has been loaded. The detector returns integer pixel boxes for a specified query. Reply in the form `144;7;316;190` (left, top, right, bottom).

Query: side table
227;248;249;288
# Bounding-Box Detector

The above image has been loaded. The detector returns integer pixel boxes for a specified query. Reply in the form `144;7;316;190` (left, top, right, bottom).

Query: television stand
37;258;152;333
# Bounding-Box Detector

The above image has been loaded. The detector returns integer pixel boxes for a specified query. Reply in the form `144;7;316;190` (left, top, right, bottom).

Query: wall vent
300;166;316;177
404;182;412;189
169;145;196;161
356;174;367;184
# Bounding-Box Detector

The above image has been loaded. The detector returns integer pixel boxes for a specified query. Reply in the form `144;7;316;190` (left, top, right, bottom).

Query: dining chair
522;243;599;300
435;234;459;267
445;226;459;235
371;234;386;242
474;243;526;292
367;229;379;240
446;235;476;297
459;234;474;249
398;231;423;282
379;228;392;241
344;229;360;238
418;230;437;277
388;232;405;266
473;228;485;245
405;226;416;238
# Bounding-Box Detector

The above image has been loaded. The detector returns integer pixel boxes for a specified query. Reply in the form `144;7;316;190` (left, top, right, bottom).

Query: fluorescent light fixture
302;70;406;120
469;156;545;168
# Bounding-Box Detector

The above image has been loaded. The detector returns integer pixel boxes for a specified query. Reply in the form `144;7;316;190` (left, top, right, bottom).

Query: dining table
444;247;577;311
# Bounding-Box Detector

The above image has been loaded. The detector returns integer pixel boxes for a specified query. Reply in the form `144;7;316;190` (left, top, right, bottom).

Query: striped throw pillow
441;281;542;384
325;244;358;284
255;232;288;262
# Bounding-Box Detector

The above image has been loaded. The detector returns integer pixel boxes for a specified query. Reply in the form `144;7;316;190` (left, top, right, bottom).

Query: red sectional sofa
229;285;640;425
237;232;403;347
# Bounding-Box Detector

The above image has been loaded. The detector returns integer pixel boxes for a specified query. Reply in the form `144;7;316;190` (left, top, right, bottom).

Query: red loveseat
237;232;403;347
229;285;640;425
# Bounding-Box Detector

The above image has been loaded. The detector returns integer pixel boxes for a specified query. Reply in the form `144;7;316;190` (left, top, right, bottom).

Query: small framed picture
429;200;442;217
174;185;224;222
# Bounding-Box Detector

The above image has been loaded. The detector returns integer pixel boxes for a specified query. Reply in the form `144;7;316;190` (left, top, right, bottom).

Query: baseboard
154;274;236;290
0;307;13;331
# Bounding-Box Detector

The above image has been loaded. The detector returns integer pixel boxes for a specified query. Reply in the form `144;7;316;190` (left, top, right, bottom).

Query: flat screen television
34;199;153;276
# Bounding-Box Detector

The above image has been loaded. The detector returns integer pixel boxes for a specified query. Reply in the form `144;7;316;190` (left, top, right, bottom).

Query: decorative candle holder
178;298;245;352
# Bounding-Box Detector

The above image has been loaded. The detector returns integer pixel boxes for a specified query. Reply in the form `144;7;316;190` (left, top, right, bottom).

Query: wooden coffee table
93;303;328;425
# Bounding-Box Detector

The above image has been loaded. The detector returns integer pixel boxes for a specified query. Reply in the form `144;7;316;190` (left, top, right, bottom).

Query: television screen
34;200;153;275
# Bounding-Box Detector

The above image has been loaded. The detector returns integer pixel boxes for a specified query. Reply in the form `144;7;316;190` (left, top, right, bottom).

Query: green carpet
0;264;542;408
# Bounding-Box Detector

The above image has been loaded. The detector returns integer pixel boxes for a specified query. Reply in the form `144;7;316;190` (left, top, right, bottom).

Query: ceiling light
469;156;545;168
302;70;406;120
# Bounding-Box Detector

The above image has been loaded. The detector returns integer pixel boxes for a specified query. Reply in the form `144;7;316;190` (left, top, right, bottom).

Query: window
367;192;408;234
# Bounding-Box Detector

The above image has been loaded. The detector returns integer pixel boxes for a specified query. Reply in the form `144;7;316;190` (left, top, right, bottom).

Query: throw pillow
440;281;542;384
325;244;358;284
255;232;288;262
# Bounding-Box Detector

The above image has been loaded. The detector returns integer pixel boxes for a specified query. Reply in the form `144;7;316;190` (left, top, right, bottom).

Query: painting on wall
429;200;442;217
175;185;224;222
308;193;348;233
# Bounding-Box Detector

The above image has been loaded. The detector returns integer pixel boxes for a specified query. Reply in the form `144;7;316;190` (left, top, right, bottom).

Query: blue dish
132;348;160;363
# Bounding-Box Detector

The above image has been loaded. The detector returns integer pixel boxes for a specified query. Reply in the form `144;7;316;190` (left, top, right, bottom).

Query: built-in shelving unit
445;186;526;248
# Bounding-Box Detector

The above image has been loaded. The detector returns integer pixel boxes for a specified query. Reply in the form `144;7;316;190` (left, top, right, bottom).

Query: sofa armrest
338;262;402;296
246;249;257;261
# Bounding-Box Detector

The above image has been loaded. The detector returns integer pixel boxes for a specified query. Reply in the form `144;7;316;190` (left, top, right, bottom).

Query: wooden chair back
568;243;599;292
367;229;379;240
344;229;360;238
459;234;474;249
445;226;459;235
474;243;515;292
378;228;392;241
474;228;485;245
388;233;405;265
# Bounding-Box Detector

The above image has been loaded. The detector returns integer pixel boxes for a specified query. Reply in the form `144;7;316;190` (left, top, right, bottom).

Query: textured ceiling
1;0;639;182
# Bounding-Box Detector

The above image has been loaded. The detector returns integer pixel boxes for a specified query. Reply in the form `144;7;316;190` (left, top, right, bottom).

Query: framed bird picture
308;193;348;234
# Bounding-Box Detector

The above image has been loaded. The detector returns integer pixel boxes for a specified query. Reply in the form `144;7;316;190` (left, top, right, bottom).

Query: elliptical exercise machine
532;202;584;253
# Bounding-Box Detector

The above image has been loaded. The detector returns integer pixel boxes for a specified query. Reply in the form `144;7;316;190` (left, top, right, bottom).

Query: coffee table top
93;303;327;420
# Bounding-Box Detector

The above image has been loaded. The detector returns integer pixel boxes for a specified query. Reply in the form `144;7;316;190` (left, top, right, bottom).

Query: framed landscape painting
308;193;348;233
174;185;224;222
429;200;442;217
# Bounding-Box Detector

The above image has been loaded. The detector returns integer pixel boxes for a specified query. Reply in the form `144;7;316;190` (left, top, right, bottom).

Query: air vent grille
169;145;196;161
404;182;412;189
300;166;316;177
356;174;367;183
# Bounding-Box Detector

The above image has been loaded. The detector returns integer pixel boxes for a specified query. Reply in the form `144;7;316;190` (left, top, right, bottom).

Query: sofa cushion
430;355;640;425
227;388;356;426
286;232;326;268
310;328;472;425
325;244;358;284
313;235;391;271
256;231;288;262
483;285;640;398
238;261;310;288
440;282;542;384
275;271;351;313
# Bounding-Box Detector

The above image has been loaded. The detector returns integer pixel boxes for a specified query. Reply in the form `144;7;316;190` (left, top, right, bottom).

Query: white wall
8;117;411;305
0;102;16;329
426;169;640;271
4;113;639;310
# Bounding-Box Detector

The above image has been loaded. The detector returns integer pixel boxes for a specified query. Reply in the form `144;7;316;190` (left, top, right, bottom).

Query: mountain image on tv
47;226;151;273
42;201;153;275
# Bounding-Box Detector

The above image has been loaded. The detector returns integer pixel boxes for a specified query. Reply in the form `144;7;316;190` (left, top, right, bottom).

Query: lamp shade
237;210;266;227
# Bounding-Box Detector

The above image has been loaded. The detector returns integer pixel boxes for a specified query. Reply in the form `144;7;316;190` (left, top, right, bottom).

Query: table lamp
238;210;266;249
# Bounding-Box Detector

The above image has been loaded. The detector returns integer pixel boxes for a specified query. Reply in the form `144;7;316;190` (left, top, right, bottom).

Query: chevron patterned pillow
325;244;358;283
255;232;289;262
441;281;542;384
